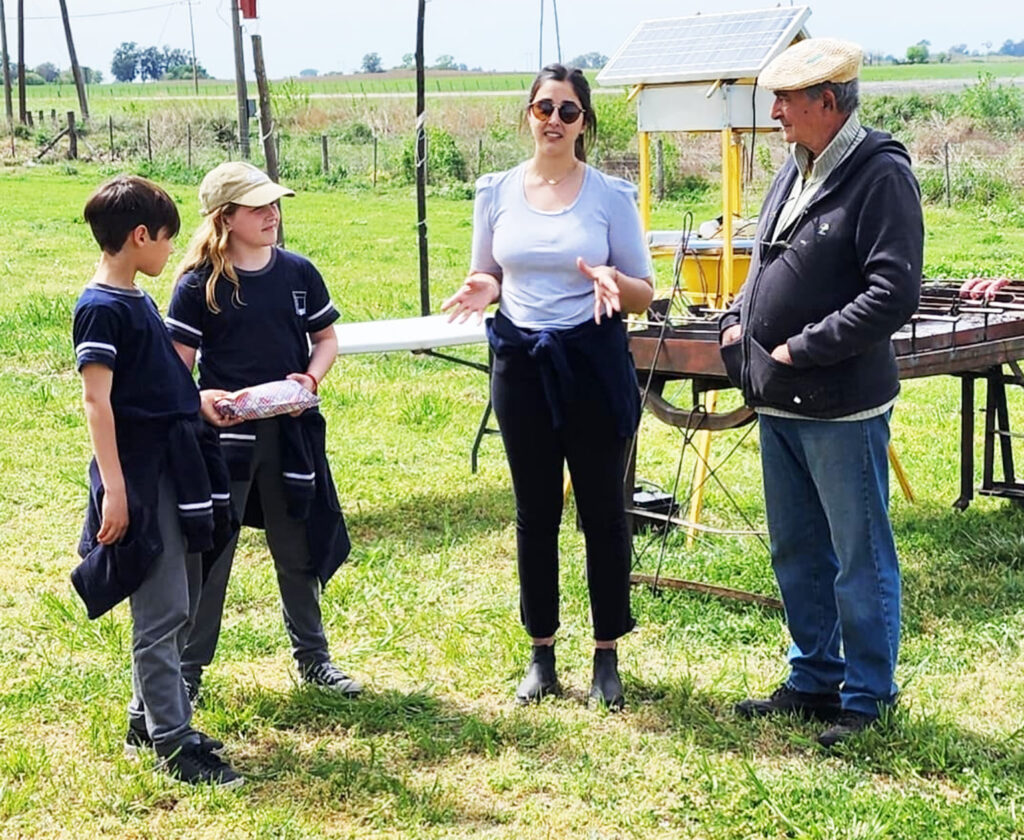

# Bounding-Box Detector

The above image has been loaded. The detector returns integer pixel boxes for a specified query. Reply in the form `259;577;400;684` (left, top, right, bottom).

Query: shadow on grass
623;675;1024;788
896;499;1024;627
197;684;566;829
345;483;514;552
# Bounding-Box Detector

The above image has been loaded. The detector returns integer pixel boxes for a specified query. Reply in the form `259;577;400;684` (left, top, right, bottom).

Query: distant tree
999;39;1024;57
82;66;102;84
139;46;162;81
948;43;968;57
399;52;415;69
567;52;608;69
33;61;58;82
361;52;383;73
433;54;457;70
905;42;929;64
22;70;44;85
299;68;318;77
165;62;209;80
111;41;139;82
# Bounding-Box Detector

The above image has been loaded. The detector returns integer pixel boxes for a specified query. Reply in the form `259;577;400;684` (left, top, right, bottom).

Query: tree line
110;42;209;83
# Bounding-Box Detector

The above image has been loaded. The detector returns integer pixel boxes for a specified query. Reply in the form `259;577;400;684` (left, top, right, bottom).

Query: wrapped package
215;379;319;421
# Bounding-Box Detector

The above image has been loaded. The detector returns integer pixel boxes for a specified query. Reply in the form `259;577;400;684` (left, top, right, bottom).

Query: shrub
955;72;1024;132
340;122;374;144
401;127;467;184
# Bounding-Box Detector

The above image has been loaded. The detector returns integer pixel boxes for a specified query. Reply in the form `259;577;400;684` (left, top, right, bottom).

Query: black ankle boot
515;644;561;704
589;648;624;711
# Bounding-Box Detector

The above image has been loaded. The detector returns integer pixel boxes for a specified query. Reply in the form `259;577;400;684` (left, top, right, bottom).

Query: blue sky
9;0;1022;80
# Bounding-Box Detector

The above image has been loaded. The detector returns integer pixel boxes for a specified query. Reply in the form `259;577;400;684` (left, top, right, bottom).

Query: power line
12;1;188;21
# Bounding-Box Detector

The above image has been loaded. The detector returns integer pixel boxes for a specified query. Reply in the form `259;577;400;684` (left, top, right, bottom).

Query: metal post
655;137;664;201
146;119;152;162
321;135;329;174
415;0;430;315
944;141;951;208
108;114;113;159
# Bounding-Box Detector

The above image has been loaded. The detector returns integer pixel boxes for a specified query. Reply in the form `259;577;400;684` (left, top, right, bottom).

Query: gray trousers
181;417;329;686
127;475;202;754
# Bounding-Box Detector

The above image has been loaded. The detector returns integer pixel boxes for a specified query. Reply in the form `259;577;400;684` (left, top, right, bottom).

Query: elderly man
719;38;923;748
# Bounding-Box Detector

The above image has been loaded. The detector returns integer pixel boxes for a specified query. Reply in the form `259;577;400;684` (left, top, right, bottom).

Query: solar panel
597;6;811;86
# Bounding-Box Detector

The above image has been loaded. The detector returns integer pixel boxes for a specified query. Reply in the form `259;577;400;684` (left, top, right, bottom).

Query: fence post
187;122;192;169
373;133;378;187
50;109;56;124
321;135;329;174
38;110;43;125
66;111;77;159
108;115;114;160
275;133;281;165
147;119;152;162
655;138;665;201
477;136;483;179
944;141;951;208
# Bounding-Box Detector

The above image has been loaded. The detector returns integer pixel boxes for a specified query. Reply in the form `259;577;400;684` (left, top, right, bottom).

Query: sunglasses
528;98;585;124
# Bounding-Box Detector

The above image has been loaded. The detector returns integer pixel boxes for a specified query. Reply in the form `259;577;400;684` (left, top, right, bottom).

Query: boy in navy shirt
72;175;243;788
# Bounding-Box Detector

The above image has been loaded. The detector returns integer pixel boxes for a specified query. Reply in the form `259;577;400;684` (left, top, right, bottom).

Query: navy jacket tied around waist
486;310;641;440
73;417;236;620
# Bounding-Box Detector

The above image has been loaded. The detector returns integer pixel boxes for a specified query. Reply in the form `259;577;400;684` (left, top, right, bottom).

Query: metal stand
954;363;1024;509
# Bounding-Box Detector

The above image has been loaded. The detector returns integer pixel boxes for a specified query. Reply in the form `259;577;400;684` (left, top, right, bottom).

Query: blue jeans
758;411;900;716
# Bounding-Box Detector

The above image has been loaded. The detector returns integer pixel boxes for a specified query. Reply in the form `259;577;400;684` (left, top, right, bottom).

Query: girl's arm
288;325;337;392
81;364;128;545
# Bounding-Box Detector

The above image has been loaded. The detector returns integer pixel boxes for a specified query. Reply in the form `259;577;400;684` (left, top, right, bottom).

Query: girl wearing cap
442;65;653;709
166;161;361;700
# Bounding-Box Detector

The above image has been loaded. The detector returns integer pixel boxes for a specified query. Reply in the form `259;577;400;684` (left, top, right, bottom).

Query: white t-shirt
470;162;652;330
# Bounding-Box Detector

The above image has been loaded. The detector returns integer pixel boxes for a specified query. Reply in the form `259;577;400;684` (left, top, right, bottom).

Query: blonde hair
173;204;242;314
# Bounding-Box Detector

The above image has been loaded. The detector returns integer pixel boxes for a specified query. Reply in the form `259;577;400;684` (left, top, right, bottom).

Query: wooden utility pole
186;0;199;95
16;0;25;125
250;34;283;244
415;0;429;315
229;0;250;158
0;0;12;128
57;0;88;122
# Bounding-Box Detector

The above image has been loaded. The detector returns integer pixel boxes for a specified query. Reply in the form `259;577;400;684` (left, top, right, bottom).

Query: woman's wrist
302;371;319;393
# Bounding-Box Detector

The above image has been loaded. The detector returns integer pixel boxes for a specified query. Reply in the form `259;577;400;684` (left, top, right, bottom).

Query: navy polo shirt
73;283;199;421
165;248;339;392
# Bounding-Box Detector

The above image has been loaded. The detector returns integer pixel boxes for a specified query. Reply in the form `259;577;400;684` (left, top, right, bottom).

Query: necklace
532;161;578;186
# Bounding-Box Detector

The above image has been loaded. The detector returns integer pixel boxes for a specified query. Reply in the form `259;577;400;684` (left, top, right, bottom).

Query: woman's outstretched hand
577;257;621;324
441;274;500;323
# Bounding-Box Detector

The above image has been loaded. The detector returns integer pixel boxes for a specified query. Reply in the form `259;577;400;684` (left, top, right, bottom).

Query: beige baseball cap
198;161;295;215
759;37;863;92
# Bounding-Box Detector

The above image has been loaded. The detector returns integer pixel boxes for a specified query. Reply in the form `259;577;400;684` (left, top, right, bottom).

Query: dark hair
526;63;597;162
83;175;181;254
804;79;860;114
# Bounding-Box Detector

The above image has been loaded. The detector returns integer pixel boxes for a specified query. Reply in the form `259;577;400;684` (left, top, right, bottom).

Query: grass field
11;56;1024;112
1;164;1023;838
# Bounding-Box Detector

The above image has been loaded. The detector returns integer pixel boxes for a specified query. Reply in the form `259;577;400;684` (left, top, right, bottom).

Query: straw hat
759;37;862;91
199;161;294;215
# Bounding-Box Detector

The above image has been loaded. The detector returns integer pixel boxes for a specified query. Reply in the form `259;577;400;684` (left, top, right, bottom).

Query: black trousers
491;349;636;642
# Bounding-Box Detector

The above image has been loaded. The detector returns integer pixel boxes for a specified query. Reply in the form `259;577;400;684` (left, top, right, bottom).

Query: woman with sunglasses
443;64;653;710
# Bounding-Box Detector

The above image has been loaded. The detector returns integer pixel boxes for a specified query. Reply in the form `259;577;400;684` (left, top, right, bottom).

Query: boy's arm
172;339;240;427
81;363;129;545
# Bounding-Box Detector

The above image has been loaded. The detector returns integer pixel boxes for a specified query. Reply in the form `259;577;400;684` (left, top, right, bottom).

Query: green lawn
0;165;1023;838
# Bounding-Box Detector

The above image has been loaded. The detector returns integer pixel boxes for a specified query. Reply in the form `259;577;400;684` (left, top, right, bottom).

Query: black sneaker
125;724;225;758
817;711;878;749
735;684;841;721
300;661;363;696
162;743;244;789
